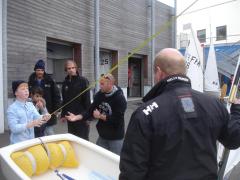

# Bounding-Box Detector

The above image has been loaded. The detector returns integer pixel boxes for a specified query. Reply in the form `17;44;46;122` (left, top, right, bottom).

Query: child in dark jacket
30;87;48;137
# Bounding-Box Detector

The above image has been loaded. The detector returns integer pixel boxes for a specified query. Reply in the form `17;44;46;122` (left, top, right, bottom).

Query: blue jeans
96;136;123;155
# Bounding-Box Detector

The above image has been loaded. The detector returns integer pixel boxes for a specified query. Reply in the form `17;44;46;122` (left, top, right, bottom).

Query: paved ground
0;98;141;180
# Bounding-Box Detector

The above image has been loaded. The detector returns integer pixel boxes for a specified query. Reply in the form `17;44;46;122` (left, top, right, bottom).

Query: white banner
184;27;204;92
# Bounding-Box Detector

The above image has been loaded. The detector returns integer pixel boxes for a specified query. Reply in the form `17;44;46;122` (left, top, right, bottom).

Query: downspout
0;0;7;133
172;0;177;48
94;0;100;92
151;0;155;86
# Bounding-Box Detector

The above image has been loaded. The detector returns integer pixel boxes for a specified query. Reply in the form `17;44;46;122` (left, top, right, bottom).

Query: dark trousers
34;123;47;137
67;121;89;140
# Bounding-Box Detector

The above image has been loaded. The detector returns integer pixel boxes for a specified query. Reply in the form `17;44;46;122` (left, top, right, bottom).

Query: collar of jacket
65;73;80;81
142;74;191;102
29;72;51;82
105;85;118;97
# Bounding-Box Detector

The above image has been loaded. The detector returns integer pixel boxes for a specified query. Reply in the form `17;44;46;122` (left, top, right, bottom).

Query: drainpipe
94;0;100;92
151;0;155;86
0;0;7;133
172;0;177;48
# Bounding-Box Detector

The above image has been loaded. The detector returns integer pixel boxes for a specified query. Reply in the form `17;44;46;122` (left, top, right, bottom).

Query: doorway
47;38;82;95
128;57;142;97
46;38;81;93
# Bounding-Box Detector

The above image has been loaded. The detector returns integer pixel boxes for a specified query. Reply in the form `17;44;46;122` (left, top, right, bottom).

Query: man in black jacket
61;60;91;140
66;73;127;155
119;48;240;180
28;59;61;135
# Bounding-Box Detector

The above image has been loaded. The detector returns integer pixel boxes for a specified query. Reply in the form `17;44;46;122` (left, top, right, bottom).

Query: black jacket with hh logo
120;75;240;180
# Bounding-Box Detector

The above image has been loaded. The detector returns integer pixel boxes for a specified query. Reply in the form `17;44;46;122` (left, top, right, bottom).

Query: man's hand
65;112;83;122
93;109;106;121
93;109;101;119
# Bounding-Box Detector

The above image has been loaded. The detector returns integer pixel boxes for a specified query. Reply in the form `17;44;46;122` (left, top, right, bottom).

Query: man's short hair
64;60;78;72
155;48;186;76
101;73;115;83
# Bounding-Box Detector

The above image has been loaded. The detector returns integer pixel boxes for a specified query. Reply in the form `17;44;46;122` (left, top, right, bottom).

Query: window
216;25;227;41
197;29;206;43
179;33;188;48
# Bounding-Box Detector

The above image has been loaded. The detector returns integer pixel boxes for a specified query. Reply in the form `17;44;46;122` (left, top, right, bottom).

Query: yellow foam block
11;151;34;177
58;141;79;167
27;145;49;175
46;143;64;169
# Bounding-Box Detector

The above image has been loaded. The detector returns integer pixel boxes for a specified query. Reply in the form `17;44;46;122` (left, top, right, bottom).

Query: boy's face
32;93;42;103
15;83;29;101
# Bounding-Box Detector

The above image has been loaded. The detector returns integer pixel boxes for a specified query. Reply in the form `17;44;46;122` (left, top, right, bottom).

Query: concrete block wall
7;0;173;96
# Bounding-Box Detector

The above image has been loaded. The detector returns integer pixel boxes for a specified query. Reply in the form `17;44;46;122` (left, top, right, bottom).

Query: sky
158;0;238;12
157;0;174;7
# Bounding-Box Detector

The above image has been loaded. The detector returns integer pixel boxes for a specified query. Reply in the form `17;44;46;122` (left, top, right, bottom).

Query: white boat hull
0;134;120;180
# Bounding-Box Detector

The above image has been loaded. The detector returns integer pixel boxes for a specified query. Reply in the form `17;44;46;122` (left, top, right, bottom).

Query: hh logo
143;102;158;115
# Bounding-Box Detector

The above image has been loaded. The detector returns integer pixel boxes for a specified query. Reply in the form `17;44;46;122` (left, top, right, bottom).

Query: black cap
12;80;27;95
34;59;45;71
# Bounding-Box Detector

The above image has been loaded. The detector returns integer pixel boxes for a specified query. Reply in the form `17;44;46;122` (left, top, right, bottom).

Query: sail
219;55;240;179
184;28;204;92
204;42;220;93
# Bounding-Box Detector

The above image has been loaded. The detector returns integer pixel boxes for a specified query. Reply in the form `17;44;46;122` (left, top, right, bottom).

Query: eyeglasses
101;74;113;81
103;75;111;80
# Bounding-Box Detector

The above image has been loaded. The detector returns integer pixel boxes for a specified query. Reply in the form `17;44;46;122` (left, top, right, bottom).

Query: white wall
177;0;240;46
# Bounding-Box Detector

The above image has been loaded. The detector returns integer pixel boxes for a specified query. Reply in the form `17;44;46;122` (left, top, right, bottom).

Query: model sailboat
204;41;220;96
184;24;220;95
